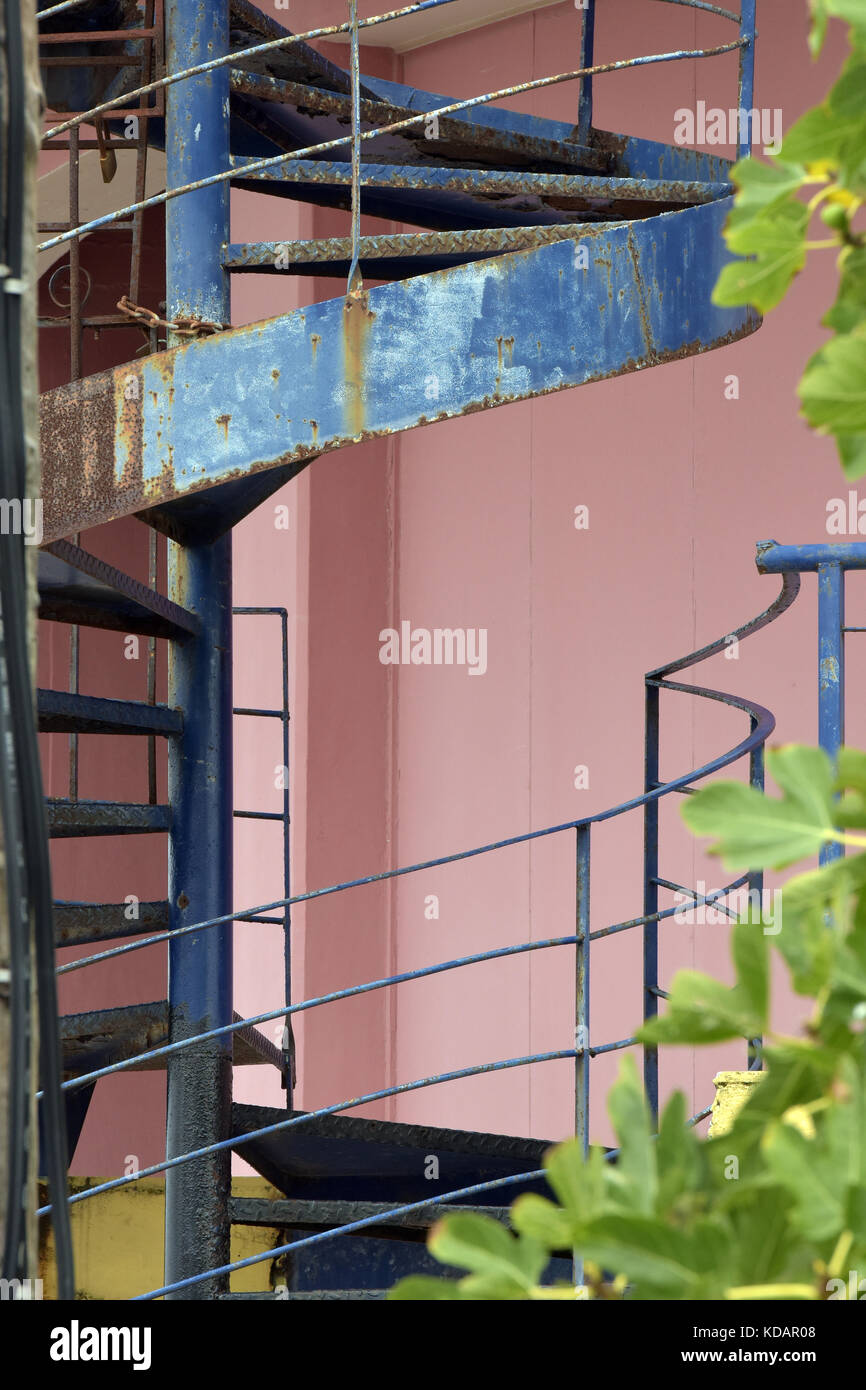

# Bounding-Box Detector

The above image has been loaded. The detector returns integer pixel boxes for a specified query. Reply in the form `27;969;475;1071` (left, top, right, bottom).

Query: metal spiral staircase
32;0;789;1300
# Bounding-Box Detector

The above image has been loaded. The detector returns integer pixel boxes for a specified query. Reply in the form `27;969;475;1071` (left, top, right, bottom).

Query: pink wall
46;2;860;1174
239;1;853;1145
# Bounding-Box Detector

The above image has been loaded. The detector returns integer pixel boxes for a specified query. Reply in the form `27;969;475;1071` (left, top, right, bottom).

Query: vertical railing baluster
280;608;293;1109
575;822;591;1289
737;0;758;160
818;560;845;865
348;0;363;297
577;0;595;148
747;719;764;1070
643;681;660;1124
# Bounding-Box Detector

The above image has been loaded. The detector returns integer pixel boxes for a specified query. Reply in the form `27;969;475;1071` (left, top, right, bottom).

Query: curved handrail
45;568;802;1219
57;572;801;981
37;0;753;254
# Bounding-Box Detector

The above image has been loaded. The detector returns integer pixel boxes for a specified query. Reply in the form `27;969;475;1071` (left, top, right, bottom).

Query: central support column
164;0;233;1299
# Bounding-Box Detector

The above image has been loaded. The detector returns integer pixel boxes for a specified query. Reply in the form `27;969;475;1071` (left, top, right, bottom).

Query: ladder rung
54;900;170;948
46;799;171;837
38;690;182;737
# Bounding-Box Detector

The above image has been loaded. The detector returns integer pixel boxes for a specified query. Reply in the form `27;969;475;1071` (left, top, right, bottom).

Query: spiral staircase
35;0;769;1299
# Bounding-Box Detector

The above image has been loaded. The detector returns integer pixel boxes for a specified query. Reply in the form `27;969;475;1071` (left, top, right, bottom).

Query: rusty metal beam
40;199;757;541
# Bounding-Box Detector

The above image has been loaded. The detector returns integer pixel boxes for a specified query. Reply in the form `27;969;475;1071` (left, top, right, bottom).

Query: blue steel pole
164;0;233;1299
737;0;757;159
574;824;591;1288
280;608;293;1108
818;561;844;866
748;723;764;1068
577;0;595;146
643;681;660;1122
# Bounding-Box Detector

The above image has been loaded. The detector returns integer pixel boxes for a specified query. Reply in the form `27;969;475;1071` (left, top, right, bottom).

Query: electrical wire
1;0;74;1298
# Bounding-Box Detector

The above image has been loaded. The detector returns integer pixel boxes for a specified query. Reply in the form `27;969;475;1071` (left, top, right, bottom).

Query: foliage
390;746;866;1300
712;1;866;475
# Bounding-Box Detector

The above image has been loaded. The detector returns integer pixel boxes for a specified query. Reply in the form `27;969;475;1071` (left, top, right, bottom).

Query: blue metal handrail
37;0;756;256
43;560;800;1215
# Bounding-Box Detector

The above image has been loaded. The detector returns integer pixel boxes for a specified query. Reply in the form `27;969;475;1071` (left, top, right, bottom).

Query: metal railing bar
38;39;747;254
58;935;582;1091
39;1049;579;1213
56;578;793;978
41;1;463;137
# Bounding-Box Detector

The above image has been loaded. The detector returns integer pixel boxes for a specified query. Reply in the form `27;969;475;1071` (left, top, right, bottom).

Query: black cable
1;0;74;1298
0;0;32;1288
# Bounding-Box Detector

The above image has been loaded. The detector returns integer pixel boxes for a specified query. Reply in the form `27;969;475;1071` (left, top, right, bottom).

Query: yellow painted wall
39;1176;286;1300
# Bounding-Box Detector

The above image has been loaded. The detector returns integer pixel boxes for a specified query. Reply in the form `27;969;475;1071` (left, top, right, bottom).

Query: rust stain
820;656;840;690
342;293;375;439
215;412;231;441
310;333;322;361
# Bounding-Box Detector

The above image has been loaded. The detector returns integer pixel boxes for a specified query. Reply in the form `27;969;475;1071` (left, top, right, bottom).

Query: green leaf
829;53;866;120
640;970;762;1047
769;744;836;822
836;747;866;798
656;1090;701;1215
781;104;851;168
606;1054;657;1215
838;433;866;478
388;1276;462;1300
454;1273;533;1300
510;1193;574;1249
725;157;808;230
714;201;808;313
727;1185;801;1286
428;1213;546;1288
543;1139;606;1228
762;1121;847;1242
682;746;835;869
578;1213;732;1300
733;913;770;1028
823;1;866;47
824;249;866;336
800;326;866;438
809;0;829;57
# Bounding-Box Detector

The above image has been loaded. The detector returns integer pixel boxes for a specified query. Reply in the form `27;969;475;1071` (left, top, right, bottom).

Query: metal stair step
54;900;170;948
230;156;730;229
221;1290;388;1301
60;1003;282;1077
46;799;171;838
232;1102;553;1205
229;69;607;176
230;1195;510;1239
38;690;182;737
223;223;595;280
38;540;199;641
